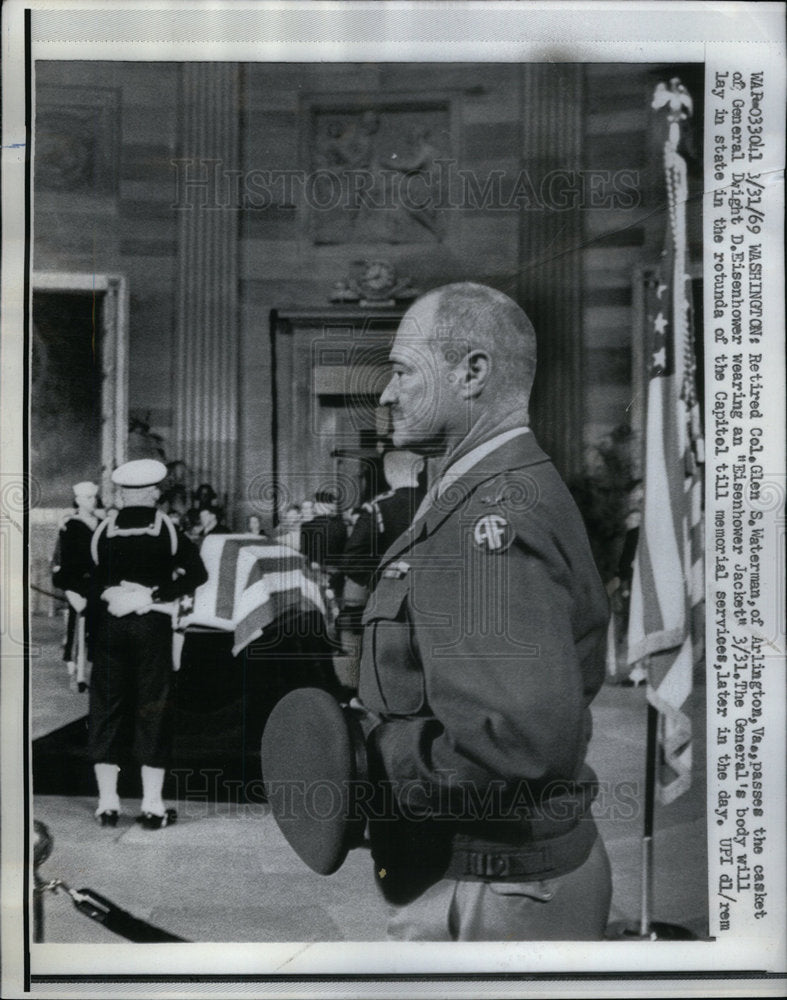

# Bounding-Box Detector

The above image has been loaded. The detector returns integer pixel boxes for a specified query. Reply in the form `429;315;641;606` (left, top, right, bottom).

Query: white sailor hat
72;480;99;498
111;459;167;488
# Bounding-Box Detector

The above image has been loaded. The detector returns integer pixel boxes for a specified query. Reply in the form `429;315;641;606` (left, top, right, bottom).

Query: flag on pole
627;80;704;804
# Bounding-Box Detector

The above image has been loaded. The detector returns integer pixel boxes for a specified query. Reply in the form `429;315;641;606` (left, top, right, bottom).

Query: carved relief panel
34;85;120;195
306;101;452;245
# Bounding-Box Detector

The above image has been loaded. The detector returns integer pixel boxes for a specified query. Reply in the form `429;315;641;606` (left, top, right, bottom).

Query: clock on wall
330;259;419;307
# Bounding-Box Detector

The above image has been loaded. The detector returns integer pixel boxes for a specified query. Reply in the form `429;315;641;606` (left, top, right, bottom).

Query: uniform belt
446;815;597;882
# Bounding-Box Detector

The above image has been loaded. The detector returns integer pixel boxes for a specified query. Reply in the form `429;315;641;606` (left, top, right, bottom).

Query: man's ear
460;350;491;398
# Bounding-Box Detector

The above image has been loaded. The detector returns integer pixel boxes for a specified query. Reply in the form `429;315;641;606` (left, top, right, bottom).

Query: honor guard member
88;459;208;829
51;480;102;691
352;283;612;940
336;450;425;690
342;449;425;597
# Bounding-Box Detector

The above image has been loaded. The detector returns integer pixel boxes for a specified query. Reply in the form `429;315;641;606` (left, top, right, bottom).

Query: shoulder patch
472;513;514;552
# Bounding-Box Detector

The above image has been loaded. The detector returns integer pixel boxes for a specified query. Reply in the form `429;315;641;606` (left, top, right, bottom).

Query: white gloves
101;581;154;617
65;590;87;614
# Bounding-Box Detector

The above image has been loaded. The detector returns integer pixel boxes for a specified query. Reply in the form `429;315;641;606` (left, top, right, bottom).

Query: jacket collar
382;431;551;564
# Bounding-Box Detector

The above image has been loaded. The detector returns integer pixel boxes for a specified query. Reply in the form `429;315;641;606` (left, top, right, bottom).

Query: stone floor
30;612;709;945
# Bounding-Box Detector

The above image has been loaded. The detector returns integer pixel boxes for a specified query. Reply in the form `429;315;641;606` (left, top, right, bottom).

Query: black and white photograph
1;2;785;997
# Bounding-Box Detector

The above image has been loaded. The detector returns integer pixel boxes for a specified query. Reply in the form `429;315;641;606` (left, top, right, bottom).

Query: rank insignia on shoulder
473;514;514;552
382;560;411;579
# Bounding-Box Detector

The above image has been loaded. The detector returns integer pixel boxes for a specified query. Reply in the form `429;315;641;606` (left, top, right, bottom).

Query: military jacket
359;432;609;887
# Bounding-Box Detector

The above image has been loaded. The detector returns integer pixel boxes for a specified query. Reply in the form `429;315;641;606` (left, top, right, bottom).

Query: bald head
426;282;538;400
381;283;538;453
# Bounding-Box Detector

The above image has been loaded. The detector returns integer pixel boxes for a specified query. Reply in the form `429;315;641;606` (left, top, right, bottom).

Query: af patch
472;514;514;552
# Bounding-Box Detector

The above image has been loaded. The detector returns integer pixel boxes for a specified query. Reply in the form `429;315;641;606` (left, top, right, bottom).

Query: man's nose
379;377;396;407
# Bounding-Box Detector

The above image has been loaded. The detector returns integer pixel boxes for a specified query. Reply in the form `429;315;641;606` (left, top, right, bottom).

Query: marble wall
32;60;703;526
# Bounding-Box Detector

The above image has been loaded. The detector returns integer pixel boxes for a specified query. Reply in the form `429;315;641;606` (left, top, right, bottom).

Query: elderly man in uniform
353;282;611;941
88;459;208;829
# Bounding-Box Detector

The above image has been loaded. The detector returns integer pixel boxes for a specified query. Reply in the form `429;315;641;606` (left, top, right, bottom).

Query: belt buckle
486;855;510;878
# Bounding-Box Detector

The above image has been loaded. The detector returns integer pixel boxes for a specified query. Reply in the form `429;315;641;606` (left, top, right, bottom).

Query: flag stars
652;346;667;371
656;282;668;299
654;312;669;334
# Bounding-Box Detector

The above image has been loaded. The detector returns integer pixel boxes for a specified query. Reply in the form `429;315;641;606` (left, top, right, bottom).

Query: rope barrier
31;583;67;602
33;820;189;943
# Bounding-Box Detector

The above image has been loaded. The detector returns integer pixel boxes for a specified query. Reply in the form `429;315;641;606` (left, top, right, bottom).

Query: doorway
269;307;401;522
30;271;128;614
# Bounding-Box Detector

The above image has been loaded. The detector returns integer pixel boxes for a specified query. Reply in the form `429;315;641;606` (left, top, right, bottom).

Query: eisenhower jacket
358;431;610;899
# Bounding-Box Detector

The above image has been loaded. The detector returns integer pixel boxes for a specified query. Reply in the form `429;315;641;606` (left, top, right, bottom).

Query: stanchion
33;820;54;942
32;818;188;943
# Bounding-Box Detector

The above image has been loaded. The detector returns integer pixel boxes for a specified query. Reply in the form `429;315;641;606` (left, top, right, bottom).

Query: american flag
627;127;704;803
178;535;327;656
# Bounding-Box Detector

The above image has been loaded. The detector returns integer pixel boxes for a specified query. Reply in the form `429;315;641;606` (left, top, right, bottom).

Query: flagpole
606;73;703;943
607;700;696;940
639;702;657;936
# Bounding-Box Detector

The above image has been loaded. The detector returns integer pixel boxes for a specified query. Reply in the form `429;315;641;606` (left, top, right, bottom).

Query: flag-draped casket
178;535;331;657
171;535;339;775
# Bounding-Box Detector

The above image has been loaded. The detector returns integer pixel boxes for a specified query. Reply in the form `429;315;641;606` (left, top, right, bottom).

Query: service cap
72;480;99;498
111;458;167;488
262;688;367;875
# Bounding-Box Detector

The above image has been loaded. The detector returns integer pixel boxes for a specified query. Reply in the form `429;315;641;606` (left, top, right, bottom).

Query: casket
171;536;341;797
178;534;331;657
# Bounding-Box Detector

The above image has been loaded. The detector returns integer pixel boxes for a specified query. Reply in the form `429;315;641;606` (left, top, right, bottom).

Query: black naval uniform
341;486;423;592
88;507;207;768
52;513;97;662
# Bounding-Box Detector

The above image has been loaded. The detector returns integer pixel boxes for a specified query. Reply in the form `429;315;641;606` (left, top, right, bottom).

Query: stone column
517;64;584;482
173;63;240;507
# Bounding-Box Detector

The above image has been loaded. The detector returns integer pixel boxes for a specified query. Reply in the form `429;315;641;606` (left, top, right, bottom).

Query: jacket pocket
362;577;425;715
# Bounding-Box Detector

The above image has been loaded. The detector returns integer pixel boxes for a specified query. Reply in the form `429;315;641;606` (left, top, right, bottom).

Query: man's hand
101;582;154;617
65;590;87;614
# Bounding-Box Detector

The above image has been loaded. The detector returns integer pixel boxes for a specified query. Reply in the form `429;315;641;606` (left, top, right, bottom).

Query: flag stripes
627;119;704;804
179;534;326;656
